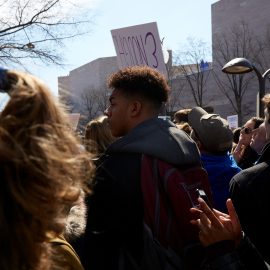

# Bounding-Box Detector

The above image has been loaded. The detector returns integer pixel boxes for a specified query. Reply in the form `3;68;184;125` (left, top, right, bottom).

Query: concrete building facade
58;0;270;127
210;0;270;123
212;0;270;41
58;56;119;112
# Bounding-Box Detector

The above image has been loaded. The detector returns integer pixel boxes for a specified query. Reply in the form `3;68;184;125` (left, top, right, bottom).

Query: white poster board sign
111;22;167;76
227;114;238;129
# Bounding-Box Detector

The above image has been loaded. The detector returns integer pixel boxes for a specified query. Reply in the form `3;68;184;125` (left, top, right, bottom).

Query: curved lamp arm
262;69;270;81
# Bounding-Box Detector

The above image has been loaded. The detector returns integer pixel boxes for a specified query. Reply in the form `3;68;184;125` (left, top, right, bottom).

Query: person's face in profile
105;89;132;137
239;119;255;146
250;123;267;154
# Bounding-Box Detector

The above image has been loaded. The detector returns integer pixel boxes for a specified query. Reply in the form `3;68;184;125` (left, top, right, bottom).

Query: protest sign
111;22;167;76
227;114;238;129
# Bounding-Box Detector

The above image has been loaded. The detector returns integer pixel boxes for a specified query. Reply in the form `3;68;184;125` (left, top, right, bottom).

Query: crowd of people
1;65;270;270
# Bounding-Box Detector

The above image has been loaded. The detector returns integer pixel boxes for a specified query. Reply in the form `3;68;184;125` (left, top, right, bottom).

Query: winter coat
50;235;84;270
50;192;87;270
81;117;201;270
201;152;241;212
201;235;270;270
230;142;270;264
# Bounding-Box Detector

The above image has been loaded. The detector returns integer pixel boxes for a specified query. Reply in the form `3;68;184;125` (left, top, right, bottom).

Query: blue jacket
201;152;241;212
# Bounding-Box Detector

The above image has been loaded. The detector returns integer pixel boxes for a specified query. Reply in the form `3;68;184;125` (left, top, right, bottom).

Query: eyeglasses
241;126;253;134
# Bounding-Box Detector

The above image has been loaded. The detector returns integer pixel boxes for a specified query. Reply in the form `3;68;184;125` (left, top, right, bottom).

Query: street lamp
222;57;270;117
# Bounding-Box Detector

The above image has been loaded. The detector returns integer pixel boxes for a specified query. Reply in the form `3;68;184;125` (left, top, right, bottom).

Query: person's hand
232;142;245;162
190;198;243;247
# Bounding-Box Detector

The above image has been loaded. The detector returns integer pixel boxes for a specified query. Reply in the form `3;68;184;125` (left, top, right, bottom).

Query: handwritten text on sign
227;114;238;129
111;22;167;76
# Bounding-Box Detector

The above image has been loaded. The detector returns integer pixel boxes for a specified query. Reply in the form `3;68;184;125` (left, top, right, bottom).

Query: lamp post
222;57;270;117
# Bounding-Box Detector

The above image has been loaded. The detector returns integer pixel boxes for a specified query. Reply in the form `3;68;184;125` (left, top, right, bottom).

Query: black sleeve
236;235;270;270
81;159;118;270
201;236;270;270
229;176;250;232
81;153;143;270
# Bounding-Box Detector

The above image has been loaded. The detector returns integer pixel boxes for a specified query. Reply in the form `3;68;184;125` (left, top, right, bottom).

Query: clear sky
1;0;218;100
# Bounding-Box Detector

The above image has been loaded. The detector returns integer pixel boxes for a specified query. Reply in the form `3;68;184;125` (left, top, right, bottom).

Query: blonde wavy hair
84;115;115;157
0;70;94;270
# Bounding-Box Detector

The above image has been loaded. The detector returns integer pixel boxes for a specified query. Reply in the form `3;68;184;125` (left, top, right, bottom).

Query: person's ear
129;100;142;117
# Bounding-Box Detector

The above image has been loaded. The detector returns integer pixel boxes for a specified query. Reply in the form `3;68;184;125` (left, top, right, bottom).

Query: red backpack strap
141;154;160;238
141;154;213;251
141;155;176;246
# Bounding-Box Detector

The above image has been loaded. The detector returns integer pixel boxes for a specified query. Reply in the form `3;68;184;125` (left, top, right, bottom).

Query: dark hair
250;116;264;129
233;127;241;144
173;109;191;124
107;66;169;109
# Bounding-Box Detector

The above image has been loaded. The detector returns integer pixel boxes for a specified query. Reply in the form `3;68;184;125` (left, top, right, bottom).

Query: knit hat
188;107;233;152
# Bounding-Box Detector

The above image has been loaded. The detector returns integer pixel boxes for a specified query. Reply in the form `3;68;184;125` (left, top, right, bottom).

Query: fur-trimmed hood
64;192;87;241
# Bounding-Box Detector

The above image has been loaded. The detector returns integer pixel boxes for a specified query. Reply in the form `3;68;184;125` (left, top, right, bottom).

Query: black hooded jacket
81;117;201;270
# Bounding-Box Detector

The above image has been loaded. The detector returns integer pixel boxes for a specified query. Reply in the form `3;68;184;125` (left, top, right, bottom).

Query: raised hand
190;198;243;246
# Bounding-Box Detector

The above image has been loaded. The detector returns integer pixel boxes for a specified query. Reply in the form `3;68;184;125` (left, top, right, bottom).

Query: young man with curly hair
81;66;202;270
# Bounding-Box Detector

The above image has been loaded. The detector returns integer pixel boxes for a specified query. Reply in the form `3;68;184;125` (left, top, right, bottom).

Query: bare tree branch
174;38;212;107
212;21;268;125
0;0;94;66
